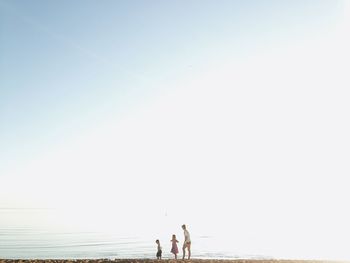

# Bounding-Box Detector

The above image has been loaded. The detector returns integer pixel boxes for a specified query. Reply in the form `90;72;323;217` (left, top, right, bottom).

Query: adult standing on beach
182;224;191;260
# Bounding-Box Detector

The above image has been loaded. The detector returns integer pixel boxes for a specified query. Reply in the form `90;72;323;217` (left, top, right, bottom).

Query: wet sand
0;259;347;263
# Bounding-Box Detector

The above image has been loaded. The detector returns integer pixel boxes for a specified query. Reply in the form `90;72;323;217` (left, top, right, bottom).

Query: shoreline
0;259;347;263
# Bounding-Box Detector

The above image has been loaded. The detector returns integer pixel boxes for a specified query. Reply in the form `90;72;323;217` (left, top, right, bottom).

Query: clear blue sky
1;0;350;259
0;0;342;172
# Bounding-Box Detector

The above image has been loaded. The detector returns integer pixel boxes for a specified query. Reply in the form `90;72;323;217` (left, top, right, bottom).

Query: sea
0;208;264;260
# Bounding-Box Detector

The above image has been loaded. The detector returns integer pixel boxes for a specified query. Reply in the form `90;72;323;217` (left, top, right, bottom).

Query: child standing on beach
170;234;179;259
156;239;162;259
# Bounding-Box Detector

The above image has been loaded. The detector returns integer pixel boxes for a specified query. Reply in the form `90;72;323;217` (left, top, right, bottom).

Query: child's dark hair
156;239;159;243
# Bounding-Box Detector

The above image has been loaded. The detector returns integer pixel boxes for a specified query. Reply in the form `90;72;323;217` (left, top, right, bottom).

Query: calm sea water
0;208;261;260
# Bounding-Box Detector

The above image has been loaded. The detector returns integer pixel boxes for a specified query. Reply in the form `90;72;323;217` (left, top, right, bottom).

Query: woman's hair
156;239;159;243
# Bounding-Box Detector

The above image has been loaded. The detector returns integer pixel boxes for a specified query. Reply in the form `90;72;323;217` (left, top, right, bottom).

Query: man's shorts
183;241;191;249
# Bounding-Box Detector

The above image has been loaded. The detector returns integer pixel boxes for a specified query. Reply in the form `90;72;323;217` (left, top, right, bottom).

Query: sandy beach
0;259;347;263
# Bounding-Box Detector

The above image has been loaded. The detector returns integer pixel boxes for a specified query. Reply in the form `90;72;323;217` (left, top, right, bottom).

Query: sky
1;0;350;260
